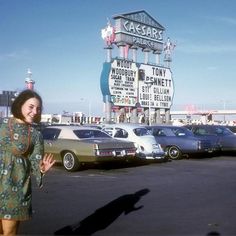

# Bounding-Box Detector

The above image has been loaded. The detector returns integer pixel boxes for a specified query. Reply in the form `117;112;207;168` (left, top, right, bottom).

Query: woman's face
21;97;41;124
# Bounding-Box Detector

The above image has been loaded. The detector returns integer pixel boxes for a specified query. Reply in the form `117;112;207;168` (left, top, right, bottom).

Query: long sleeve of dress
28;130;44;188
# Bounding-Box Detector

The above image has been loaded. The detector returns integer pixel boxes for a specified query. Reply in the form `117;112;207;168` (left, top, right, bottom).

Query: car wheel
167;146;182;160
62;151;80;171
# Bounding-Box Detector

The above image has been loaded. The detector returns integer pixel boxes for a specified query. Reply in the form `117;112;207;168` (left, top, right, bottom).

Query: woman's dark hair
11;89;43;123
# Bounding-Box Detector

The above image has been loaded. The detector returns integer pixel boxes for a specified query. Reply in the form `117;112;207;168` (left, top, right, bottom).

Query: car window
194;127;209;135
172;127;189;136
133;128;149;136
102;128;113;136
215;127;233;135
42;128;61;140
114;128;128;138
215;127;224;135
152;128;166;136
73;129;111;139
226;126;236;133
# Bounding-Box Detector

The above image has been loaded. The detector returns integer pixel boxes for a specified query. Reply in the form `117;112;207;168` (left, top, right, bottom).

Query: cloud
207;66;217;71
219;17;236;25
0;50;29;61
209;16;236;26
177;42;236;54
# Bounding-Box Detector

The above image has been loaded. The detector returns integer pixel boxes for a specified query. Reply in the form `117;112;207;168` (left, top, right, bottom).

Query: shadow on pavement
54;188;150;235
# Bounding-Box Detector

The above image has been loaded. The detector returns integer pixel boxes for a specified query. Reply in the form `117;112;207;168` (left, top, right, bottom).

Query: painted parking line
69;173;118;178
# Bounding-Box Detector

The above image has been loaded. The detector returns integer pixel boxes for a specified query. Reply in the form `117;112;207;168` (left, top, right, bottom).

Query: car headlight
152;144;159;149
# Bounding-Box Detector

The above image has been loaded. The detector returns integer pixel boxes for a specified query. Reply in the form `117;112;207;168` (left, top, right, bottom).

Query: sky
0;0;236;116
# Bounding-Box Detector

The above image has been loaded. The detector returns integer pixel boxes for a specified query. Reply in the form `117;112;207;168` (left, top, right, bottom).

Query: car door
151;127;169;148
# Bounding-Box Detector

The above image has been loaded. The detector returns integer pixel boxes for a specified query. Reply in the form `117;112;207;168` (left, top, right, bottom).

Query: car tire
167;146;182;160
62;151;80;171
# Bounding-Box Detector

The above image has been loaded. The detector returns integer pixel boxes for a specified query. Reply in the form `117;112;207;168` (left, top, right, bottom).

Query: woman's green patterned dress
0;117;44;221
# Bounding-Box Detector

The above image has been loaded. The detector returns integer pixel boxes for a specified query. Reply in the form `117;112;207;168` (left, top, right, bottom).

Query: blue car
146;125;214;160
185;124;236;153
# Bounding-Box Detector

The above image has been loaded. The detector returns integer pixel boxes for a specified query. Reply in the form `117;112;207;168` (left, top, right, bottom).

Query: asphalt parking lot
19;155;236;236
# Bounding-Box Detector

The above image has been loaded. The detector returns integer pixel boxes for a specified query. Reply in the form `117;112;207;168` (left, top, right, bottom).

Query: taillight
197;141;201;150
126;148;136;156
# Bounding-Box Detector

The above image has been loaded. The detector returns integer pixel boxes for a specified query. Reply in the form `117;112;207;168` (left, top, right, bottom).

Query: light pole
144;81;153;126
220;100;231;123
2;91;17;117
80;98;91;117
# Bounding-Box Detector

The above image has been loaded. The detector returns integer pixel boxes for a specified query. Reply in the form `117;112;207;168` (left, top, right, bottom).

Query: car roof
47;125;98;130
102;123;147;130
149;125;186;128
45;125;104;139
186;124;224;127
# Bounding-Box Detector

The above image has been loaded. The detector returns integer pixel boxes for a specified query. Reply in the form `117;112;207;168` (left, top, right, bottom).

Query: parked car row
101;124;236;159
41;123;236;172
185;124;236;153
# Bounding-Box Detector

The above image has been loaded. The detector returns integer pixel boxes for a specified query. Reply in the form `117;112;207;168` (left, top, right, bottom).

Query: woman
0;89;55;235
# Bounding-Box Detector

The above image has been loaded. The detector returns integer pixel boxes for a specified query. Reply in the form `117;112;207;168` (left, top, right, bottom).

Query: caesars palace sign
114;10;165;51
100;11;174;110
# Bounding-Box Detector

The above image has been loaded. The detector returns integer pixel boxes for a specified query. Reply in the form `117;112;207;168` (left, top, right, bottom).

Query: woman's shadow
54;188;150;235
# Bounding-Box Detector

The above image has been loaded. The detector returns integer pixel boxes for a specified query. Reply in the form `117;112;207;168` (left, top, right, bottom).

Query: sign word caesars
114;11;164;51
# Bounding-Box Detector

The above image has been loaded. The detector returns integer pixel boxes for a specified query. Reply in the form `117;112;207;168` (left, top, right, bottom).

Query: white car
101;123;166;160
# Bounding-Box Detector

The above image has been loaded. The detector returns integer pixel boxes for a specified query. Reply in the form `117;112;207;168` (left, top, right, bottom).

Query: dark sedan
146;125;214;160
185;124;236;153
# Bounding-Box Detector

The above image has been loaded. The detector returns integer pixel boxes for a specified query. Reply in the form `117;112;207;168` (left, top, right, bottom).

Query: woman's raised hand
40;153;55;174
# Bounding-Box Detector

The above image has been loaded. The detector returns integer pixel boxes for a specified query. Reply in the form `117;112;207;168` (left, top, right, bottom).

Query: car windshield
73;129;111;139
133;128;149;136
